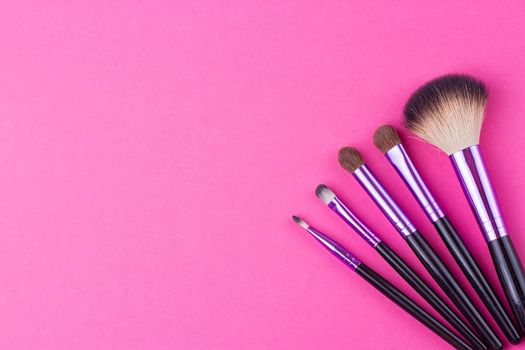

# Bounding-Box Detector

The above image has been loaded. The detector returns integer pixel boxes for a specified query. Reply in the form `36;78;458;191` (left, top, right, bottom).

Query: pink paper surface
1;1;525;349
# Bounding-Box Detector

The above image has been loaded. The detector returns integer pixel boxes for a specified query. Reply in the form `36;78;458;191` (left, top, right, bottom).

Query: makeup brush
373;125;520;343
291;215;474;350
404;74;525;335
338;147;502;350
315;184;486;350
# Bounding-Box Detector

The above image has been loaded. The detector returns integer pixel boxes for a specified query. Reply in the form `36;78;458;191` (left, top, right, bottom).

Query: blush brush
404;74;525;335
338;147;502;350
373;125;520;344
315;184;486;350
291;215;474;350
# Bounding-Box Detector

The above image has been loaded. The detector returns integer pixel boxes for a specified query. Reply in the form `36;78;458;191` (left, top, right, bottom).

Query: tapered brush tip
403;74;487;155
373;125;401;153
315;184;336;204
338;147;364;173
291;215;309;229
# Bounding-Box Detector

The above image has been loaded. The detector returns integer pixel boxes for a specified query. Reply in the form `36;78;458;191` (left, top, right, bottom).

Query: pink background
1;1;525;349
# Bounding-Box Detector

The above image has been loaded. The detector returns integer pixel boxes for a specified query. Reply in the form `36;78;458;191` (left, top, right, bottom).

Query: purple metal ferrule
353;164;417;238
450;145;508;242
327;196;382;247
385;144;444;223
306;225;362;270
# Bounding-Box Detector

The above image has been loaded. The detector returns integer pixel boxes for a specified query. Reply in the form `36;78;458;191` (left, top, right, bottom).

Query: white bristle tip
315;184;336;205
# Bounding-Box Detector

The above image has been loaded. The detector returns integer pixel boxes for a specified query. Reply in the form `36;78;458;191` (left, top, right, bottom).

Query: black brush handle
435;216;521;343
488;236;525;334
355;263;474;350
375;241;486;350
406;231;502;350
500;236;525;298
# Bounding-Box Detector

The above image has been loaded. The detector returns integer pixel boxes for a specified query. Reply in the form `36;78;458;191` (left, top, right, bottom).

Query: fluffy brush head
403;74;487;155
315;184;336;204
338;147;364;173
373;125;401;153
292;215;309;229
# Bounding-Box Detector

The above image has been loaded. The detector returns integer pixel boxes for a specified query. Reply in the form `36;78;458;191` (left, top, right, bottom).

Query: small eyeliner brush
315;184;486;350
291;215;474;350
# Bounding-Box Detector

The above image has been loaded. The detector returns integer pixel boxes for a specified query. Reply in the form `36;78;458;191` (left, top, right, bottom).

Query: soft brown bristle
338;147;364;173
373;125;401;153
403;74;487;155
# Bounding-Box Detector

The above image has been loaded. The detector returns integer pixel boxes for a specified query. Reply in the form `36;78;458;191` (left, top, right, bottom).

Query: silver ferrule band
353;165;416;238
385;144;444;222
450;145;507;242
329;196;382;247
307;226;362;270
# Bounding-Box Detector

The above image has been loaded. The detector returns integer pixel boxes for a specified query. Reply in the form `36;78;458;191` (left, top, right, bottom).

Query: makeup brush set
292;74;525;350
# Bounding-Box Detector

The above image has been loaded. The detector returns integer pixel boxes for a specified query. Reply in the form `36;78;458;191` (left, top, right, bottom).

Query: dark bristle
292;215;301;223
373;125;401;153
402;73;488;154
338;147;364;173
315;184;327;198
403;74;487;128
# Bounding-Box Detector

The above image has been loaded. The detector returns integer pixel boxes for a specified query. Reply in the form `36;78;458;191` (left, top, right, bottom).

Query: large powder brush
404;74;525;334
291;215;474;350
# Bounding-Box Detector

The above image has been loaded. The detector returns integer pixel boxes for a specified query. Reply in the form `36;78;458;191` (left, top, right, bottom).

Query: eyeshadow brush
404;74;525;335
338;147;502;350
291;215;474;350
373;125;520;344
315;184;486;349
